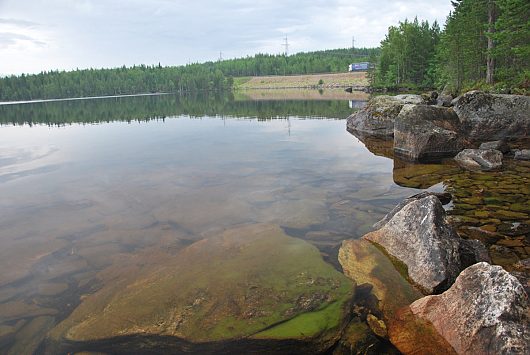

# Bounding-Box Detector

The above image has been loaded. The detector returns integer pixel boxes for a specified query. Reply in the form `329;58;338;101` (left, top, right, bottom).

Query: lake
0;92;528;354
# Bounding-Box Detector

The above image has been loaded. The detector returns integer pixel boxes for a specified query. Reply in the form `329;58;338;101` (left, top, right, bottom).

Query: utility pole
282;36;289;56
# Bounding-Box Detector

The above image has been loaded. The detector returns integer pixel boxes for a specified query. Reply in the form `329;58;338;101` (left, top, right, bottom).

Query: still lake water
2;92;526;353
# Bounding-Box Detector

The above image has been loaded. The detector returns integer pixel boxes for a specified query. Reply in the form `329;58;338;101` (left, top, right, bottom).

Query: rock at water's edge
452;90;530;142
393;104;464;162
479;140;510;153
514;149;530;161
409;262;529;355
373;191;452;230
347;95;424;138
454;149;503;171
364;196;487;294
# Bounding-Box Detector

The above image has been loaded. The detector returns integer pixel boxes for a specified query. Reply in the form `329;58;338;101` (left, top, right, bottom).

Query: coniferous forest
373;0;529;93
0;48;376;101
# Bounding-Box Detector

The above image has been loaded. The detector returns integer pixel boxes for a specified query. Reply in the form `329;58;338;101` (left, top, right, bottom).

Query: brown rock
366;314;388;339
409;262;529;354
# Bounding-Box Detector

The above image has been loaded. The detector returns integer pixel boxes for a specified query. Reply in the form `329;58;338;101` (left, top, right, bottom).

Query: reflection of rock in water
392;158;461;189
45;224;354;354
347;128;394;159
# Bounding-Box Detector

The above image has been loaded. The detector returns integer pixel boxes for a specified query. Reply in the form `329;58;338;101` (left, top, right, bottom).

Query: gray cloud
0;18;41;27
0;0;454;75
0;32;46;48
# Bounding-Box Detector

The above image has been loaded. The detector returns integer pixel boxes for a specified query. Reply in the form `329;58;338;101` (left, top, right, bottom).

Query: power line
282;36;289;56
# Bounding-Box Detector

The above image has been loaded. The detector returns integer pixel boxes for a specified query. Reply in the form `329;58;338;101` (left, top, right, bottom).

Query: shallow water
0;92;527;353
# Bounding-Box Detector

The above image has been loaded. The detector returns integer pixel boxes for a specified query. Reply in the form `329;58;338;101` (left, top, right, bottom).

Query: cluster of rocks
347;90;530;168
338;193;529;354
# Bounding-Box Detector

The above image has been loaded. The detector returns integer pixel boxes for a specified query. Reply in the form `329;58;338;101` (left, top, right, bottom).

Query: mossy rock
46;224;354;354
338;239;422;319
490;210;528;221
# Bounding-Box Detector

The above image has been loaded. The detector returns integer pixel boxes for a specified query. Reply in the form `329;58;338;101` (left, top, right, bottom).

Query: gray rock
453;90;530;141
479;140;510;153
393;104;465;162
373;191;452;229
410;262;529;355
364;196;487;294
437;93;453;107
512;258;530;295
436;86;454;107
458;239;491;269
514;149;530;161
454;149;503;171
346;95;425;138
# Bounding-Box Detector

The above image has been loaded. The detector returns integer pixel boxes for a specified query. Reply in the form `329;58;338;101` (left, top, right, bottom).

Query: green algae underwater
0;94;528;354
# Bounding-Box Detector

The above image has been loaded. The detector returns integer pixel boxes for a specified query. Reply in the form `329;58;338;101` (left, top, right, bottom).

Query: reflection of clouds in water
0;114;424;353
0;145;59;180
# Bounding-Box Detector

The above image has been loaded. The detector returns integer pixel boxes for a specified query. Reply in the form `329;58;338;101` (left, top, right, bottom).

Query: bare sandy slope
236;72;368;89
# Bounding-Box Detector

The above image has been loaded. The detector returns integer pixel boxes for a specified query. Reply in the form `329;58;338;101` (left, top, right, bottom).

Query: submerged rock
393;104;465;162
452;90;530;142
46;224;354;354
514;149;530;161
407;262;529;355
346;95;424;138
454;149;503;171
366;314;388;339
338;239;423;318
364;196;487;294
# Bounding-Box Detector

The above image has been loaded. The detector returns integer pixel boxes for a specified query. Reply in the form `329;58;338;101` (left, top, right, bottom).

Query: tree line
373;0;529;93
0;48;377;102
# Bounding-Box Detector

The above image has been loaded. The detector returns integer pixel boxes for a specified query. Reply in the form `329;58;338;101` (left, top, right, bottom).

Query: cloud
0;18;41;28
0;0;455;75
0;32;46;48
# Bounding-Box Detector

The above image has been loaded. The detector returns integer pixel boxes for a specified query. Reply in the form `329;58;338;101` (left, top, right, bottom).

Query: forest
0;48;376;102
373;0;529;93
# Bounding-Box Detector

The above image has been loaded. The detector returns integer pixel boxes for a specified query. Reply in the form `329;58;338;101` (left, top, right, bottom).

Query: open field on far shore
236;88;369;101
235;72;368;90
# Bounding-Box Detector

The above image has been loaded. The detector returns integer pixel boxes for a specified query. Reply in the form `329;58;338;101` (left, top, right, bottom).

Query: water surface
1;92;527;354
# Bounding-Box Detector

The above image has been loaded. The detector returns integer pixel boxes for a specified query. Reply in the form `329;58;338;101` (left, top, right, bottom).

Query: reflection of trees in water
0;94;355;126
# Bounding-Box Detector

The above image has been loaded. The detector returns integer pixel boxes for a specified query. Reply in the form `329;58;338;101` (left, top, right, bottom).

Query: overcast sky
0;0;453;76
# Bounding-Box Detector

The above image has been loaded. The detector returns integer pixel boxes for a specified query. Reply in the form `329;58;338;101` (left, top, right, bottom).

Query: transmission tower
282;36;289;56
218;51;223;61
352;36;355;51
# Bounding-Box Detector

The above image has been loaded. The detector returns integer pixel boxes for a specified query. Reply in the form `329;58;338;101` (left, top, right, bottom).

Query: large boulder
45;224;354;354
454;149;503;171
373;191;452;229
393;104;465;162
452;90;530;142
406;262;529;355
364;195;487;294
347;95;425;138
